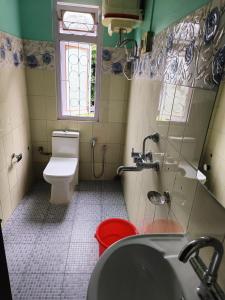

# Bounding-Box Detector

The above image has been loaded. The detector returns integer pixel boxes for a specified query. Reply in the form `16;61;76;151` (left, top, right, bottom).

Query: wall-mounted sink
87;234;200;300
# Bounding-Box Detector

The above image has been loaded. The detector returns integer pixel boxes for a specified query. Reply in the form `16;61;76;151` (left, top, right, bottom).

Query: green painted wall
135;0;210;44
18;0;133;46
0;0;21;36
135;0;154;45
1;0;210;44
19;0;54;41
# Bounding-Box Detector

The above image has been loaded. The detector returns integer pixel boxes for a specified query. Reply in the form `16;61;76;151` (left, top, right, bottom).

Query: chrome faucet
179;236;224;300
142;132;159;159
117;165;143;175
117;160;160;175
117;133;160;175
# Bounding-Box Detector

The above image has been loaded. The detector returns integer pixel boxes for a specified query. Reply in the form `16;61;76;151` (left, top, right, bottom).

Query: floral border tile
23;39;55;70
0;32;24;68
133;0;225;90
23;40;127;75
1;0;225;84
102;47;127;75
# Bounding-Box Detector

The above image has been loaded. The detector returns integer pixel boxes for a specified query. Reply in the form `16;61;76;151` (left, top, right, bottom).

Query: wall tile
0;34;32;223
79;162;92;180
100;73;110;102
103;163;121;180
26;69;44;96
25;64;129;180
98;100;109;123
108;101;127;123
0;101;12;137
0;137;6;171
46;97;57;121
93;123;109;144
80;142;91;163
105;143;122;164
79;123;93;143
109;75;129;101
0;66;17;101
108;123;125;144
42;70;56;97
0;168;10;202
32;141;50;163
122;0;224;244
31;120;47;142
29;95;46;120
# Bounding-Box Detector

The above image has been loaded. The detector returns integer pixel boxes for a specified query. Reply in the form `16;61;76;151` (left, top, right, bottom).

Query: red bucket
95;218;138;256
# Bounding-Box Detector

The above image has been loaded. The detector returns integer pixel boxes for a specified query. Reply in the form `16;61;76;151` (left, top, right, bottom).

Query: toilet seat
43;157;78;179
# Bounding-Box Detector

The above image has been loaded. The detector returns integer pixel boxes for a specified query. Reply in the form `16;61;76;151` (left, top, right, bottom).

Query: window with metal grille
56;2;101;120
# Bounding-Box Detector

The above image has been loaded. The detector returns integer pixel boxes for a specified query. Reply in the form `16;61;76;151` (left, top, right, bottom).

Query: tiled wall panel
20;39;131;180
26;68;129;180
0;33;32;223
123;0;225;292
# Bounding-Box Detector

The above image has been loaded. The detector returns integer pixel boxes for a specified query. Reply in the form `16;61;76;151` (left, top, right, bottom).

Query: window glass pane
60;41;96;118
62;11;95;33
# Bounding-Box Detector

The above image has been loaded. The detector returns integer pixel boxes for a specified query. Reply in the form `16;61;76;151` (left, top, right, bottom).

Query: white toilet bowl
43;157;79;204
43;130;79;204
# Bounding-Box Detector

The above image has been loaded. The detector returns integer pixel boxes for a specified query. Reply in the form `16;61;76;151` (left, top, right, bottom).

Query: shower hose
91;138;107;179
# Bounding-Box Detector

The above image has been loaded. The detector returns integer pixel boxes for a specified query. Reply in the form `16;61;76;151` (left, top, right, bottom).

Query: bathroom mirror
199;81;225;209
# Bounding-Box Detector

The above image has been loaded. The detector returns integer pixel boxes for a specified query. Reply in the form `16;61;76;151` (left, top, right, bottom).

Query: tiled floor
3;180;128;300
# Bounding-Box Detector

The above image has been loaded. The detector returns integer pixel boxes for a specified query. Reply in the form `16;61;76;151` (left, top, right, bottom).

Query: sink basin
87;234;200;300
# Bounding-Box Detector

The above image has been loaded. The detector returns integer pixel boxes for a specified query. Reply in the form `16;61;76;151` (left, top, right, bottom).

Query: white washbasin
87;234;200;300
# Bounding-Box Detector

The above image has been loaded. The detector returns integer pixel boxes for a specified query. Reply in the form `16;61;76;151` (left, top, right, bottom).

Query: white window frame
55;1;102;121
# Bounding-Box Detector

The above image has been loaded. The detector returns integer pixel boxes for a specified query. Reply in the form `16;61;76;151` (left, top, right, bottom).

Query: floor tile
74;204;101;221
10;195;50;223
61;273;91;300
26;243;69;273
71;219;99;243
2;180;127;298
13;273;64;300
102;191;126;206
101;205;128;220
37;221;73;243
44;204;76;223
65;243;99;273
5;244;34;273
3;220;42;244
78;181;102;192
76;192;102;206
9;273;23;299
10;208;47;223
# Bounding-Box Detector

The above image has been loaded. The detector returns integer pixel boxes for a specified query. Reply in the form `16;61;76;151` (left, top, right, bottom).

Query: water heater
102;0;142;36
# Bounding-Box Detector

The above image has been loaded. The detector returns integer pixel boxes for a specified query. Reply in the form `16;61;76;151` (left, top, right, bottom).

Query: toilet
43;130;79;204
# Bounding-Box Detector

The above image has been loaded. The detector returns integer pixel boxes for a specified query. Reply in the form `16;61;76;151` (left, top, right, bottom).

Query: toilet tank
52;131;79;158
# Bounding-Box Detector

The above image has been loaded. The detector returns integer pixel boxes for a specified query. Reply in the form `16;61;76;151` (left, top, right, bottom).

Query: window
56;2;101;120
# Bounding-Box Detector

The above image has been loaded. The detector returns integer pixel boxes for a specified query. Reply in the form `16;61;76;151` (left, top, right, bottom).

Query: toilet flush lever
11;153;22;163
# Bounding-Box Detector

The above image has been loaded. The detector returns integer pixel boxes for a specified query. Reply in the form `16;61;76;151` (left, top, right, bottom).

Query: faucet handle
145;152;153;162
131;148;141;159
